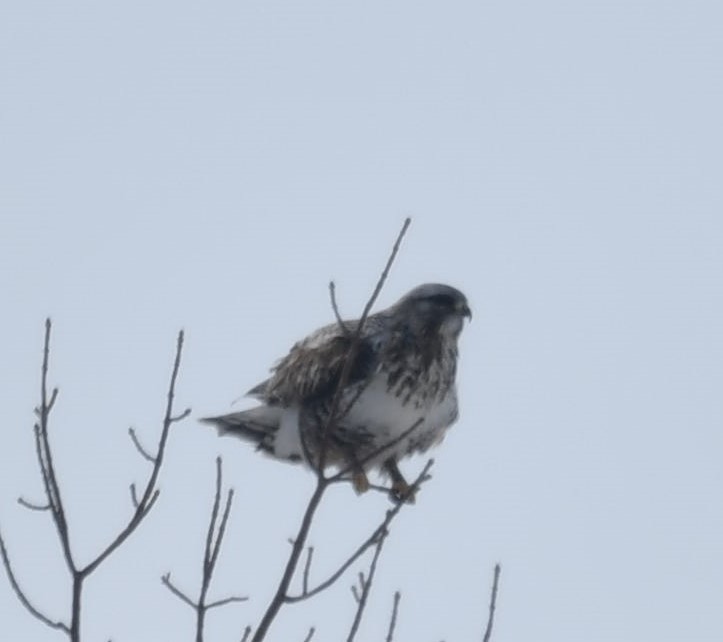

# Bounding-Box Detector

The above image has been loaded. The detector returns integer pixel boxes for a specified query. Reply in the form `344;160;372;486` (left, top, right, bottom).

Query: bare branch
385;591;401;642
203;458;224;580
164;457;243;642
482;564;502;642
0;528;70;634
286;460;433;604
36;319;76;575
171;408;192;423
206;595;249;610
4;323;187;641
328;281;350;336
47;387;59;412
17;496;51;512
161;573;198;610
129;483;140;509
240;626;252;642
362;217;411;320
251;478;327;641
81;330;187;577
346;534;386;642
318;219;412;471
141;489;160;517
302;627;316;642
357;572;366;591
297;419;317;475
302;546;314;595
206;457;234;574
128;427;156;463
33;424;57;513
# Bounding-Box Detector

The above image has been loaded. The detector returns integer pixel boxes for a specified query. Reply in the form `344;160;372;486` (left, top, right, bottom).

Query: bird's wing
249;320;382;406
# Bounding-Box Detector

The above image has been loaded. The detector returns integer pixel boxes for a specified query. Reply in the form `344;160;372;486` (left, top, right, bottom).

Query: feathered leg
345;450;369;494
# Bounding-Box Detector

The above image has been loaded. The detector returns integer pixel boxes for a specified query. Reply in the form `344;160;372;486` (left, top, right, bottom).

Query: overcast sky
1;1;722;641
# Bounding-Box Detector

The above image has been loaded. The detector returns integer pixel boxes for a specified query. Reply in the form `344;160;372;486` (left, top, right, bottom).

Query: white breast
343;374;459;464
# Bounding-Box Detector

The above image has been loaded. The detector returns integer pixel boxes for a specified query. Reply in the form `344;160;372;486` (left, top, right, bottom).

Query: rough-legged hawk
202;283;471;502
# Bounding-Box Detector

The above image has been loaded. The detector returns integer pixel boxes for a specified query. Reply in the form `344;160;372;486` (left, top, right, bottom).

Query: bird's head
392;283;472;339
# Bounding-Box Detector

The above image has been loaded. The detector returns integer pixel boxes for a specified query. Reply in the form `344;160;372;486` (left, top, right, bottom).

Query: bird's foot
383;458;416;504
352;470;370;495
390;479;416;504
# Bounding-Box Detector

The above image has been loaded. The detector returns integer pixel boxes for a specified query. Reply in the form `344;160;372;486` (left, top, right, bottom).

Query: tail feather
201;406;280;453
201;405;303;462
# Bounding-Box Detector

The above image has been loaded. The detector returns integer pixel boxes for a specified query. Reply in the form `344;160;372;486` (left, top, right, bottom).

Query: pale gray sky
1;1;722;641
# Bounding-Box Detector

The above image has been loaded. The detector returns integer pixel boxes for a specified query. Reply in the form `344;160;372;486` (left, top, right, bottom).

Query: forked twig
162;457;246;642
285;459;433;604
81;330;188;577
161;573;197;610
0;322;188;641
346;534;386;642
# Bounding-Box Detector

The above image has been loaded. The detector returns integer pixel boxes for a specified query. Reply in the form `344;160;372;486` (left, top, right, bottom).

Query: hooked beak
457;301;472;321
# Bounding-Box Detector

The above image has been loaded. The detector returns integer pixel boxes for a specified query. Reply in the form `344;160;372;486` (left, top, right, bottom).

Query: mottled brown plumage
202;283;471;502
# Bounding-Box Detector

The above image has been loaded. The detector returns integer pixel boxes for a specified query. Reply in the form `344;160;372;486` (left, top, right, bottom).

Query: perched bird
202;283;471;502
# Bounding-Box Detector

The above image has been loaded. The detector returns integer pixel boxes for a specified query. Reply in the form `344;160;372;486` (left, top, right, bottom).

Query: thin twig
0;529;70;633
161;573;197;610
207;458;234;575
206;595;249;610
346;533;387;642
163;457;244;642
128;427;157;463
36;320;76;575
17;497;51;512
285;459;433;603
482;564;502;642
202;458;225;588
33;423;57;513
361;217;411;322
46;387;59;412
302;546;314;595
129;483;140;508
80;330;187;577
302;626;316;642
318;219;412;472
328;281;349;336
240;626;252;642
385;591;401;642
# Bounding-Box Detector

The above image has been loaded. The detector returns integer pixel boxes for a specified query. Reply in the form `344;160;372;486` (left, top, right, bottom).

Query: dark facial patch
425;293;458;309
